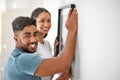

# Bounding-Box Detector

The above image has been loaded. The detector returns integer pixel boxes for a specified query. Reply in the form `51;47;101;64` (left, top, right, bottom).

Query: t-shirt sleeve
16;53;42;76
45;40;52;51
48;41;52;51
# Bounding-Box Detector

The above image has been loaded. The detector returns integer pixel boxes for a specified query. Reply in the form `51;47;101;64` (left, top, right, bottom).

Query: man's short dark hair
12;16;36;35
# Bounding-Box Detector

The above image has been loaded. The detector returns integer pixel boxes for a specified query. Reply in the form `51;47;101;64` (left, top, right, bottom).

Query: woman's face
36;12;51;35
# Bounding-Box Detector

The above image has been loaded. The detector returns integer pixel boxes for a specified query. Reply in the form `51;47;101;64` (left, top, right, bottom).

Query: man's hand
65;8;78;34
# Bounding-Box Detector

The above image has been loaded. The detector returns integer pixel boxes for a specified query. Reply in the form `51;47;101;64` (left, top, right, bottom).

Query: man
4;8;78;80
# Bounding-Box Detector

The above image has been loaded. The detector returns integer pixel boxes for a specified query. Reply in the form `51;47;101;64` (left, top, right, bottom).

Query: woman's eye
48;19;51;23
40;20;44;23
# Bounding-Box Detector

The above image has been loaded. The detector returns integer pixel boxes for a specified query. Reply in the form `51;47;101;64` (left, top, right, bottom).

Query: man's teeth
30;44;36;48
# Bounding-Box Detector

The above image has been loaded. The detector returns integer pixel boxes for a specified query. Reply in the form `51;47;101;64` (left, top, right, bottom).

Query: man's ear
14;36;19;45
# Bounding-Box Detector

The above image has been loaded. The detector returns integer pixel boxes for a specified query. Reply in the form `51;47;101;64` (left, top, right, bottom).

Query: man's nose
30;36;37;42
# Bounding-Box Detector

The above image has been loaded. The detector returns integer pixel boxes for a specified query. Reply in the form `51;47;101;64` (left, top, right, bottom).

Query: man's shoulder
11;48;22;57
11;48;40;62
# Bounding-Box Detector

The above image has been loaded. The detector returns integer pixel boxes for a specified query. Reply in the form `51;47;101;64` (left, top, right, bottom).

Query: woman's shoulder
43;39;52;49
44;39;50;45
44;39;49;43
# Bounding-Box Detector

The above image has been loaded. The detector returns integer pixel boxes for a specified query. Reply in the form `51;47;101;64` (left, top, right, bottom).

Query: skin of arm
34;8;78;77
56;67;72;80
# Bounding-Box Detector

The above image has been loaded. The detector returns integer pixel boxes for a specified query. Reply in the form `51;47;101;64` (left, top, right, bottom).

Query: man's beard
19;40;37;53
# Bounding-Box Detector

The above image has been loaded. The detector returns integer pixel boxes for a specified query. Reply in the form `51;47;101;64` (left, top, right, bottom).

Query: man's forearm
58;31;77;70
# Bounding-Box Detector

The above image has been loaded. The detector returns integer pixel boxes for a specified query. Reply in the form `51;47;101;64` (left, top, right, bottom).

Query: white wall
13;0;44;9
71;0;120;80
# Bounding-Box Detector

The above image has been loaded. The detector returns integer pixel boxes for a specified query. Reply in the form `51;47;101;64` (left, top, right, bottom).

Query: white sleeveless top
37;40;53;80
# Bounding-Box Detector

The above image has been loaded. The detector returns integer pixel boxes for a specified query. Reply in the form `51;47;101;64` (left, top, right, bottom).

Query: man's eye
24;35;30;38
34;33;39;37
